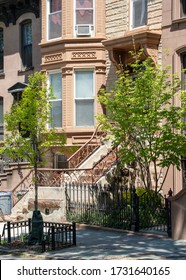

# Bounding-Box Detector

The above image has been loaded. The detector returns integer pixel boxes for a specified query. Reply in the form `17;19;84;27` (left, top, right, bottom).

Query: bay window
75;0;94;36
48;72;62;128
47;0;62;40
75;70;94;126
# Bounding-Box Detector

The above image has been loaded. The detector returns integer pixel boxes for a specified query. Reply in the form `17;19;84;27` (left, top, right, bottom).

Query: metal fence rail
1;219;76;252
66;183;172;235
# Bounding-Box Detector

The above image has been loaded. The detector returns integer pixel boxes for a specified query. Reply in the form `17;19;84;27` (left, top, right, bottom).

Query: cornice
0;0;40;26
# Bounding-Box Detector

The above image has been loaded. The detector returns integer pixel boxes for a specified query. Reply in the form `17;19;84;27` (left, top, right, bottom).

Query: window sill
0;72;5;79
172;17;186;25
18;66;34;75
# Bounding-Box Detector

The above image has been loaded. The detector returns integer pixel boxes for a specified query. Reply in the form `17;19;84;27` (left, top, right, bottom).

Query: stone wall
170;189;186;240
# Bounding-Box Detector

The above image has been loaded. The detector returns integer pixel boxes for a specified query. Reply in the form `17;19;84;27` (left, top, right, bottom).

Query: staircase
1;126;118;222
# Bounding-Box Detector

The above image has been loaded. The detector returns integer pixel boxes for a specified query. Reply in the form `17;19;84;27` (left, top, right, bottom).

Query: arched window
0;28;4;73
0;97;4;140
21;20;32;69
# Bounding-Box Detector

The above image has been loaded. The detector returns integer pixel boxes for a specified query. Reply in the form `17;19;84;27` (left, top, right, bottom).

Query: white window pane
48;11;62;39
75;71;93;98
132;0;147;28
76;100;94;126
50;73;62;99
50;0;61;13
76;0;93;9
76;10;93;24
50;100;62;127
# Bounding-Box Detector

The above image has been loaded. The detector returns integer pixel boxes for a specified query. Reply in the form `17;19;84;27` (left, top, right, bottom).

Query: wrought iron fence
1;219;76;252
66;183;172;235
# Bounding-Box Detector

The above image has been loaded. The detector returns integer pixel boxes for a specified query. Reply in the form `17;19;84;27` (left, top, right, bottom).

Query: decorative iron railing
11;147;118;207
66;183;172;235
37;147;117;186
11;169;34;206
68;124;103;168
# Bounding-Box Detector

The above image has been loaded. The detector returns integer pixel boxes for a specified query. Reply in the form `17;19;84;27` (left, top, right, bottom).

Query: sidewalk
1;225;186;260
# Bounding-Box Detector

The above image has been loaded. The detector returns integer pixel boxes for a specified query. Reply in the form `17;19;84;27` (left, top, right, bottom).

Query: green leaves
1;72;65;167
98;53;186;191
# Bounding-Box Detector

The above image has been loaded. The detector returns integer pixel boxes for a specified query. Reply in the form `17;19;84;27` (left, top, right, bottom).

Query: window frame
181;52;186;89
47;0;62;41
48;71;62;128
0;96;4;140
20;20;33;70
74;0;95;37
180;0;186;18
130;0;147;30
0;28;4;73
74;69;95;127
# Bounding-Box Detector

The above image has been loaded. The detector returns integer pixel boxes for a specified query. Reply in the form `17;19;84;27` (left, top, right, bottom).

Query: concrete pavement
1;225;186;260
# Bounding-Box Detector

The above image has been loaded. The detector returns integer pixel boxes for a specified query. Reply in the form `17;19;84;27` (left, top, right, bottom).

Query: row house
0;0;106;169
0;0;41;142
0;0;185;194
162;0;186;193
40;0;106;167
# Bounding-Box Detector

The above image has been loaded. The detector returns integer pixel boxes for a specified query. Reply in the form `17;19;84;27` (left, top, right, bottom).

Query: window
21;20;32;69
0;97;4;140
47;0;62;40
0;28;4;72
180;0;186;17
54;154;68;168
75;0;94;36
48;72;62;128
181;52;186;89
131;0;147;29
75;70;94;126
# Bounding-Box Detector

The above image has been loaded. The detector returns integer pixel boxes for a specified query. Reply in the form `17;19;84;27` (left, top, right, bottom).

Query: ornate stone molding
44;53;63;64
72;51;96;60
62;67;73;76
95;66;106;74
103;31;161;67
0;0;40;26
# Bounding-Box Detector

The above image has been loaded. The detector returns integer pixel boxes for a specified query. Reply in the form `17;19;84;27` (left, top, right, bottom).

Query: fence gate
138;191;171;235
65;183;171;235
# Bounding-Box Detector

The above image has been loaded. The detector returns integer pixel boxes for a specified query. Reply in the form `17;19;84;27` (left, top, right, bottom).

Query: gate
138;190;171;235
65;183;171;235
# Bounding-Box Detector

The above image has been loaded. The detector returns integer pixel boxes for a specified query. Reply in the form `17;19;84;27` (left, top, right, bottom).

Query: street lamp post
29;138;43;245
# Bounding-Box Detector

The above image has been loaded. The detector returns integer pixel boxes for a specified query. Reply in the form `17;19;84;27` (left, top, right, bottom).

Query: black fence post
41;240;46;253
28;218;32;233
72;222;76;246
51;226;55;250
131;187;139;232
7;221;11;243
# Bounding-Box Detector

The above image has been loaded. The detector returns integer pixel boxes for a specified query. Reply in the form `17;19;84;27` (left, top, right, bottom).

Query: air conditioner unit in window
75;25;93;36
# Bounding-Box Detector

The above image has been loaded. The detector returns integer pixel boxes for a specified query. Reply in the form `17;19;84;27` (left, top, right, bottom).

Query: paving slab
1;225;186;260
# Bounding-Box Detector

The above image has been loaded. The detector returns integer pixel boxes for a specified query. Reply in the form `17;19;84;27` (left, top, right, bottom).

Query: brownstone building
162;0;186;194
0;0;41;142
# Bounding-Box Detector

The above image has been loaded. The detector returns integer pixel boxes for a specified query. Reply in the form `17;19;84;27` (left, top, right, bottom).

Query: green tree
98;53;186;193
0;72;65;243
